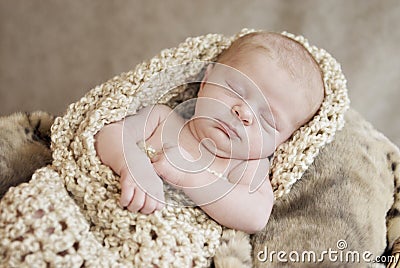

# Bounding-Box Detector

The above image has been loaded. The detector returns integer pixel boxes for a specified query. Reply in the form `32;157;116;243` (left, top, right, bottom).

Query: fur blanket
249;109;400;267
1;29;399;267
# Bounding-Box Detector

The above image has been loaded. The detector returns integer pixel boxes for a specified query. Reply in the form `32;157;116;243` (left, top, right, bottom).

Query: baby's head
191;32;324;160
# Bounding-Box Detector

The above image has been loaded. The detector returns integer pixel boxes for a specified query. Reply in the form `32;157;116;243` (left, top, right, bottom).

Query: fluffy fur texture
0;111;54;198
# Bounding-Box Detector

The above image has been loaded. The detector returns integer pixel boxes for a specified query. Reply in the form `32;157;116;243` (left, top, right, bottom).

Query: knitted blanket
0;29;349;267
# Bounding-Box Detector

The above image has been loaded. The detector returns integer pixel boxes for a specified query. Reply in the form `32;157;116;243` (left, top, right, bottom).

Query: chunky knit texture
0;29;349;267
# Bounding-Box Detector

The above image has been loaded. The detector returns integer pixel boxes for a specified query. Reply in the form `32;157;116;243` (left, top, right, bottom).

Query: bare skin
95;33;324;234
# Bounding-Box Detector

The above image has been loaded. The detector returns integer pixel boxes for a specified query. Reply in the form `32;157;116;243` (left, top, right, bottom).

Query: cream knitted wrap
0;29;349;267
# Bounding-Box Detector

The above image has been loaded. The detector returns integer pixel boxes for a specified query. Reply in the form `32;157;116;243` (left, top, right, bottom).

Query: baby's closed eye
225;81;245;96
260;113;277;132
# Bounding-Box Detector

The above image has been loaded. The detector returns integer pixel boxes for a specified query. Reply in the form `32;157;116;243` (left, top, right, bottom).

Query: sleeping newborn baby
95;32;324;234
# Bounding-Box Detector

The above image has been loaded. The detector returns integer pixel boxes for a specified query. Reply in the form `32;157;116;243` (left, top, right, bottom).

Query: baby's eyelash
260;115;277;131
225;81;244;96
222;88;238;99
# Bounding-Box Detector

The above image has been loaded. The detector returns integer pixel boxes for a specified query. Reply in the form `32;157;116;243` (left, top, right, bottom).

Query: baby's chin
200;137;273;160
214;150;272;161
247;147;275;160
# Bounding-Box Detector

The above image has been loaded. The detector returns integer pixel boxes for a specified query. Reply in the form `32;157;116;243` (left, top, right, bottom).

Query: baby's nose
232;105;253;126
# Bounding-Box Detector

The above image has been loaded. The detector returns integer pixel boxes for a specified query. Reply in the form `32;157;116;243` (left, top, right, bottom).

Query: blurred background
1;0;399;146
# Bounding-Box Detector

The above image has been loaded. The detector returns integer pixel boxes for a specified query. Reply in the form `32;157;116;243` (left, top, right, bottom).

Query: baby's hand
151;145;190;187
119;167;165;214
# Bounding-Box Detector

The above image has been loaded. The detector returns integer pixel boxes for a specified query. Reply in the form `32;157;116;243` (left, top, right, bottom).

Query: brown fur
0;111;54;198
212;229;253;268
214;109;400;267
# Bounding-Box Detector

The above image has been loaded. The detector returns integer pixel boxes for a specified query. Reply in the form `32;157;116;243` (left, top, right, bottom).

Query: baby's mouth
216;119;239;139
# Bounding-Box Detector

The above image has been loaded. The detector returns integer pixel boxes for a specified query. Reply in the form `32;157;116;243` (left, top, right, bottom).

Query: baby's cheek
248;144;265;158
251;135;275;158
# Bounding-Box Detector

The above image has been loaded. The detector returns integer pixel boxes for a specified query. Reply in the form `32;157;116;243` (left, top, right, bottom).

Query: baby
95;32;324;234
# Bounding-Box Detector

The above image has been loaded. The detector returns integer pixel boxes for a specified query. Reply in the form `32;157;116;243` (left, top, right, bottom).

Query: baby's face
191;49;316;160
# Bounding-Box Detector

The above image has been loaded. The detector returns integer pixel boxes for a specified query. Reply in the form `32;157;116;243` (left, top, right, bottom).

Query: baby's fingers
156;202;165;211
119;174;135;207
127;187;146;212
140;196;160;214
139;185;165;214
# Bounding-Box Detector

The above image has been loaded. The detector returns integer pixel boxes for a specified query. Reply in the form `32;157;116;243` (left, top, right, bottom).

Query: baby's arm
95;105;171;214
178;159;273;234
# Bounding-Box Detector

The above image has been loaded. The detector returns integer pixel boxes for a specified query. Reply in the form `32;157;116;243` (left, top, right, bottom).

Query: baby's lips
216;118;239;138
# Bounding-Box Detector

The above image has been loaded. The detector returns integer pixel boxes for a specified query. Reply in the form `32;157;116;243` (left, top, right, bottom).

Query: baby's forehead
232;33;323;98
253;34;319;69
